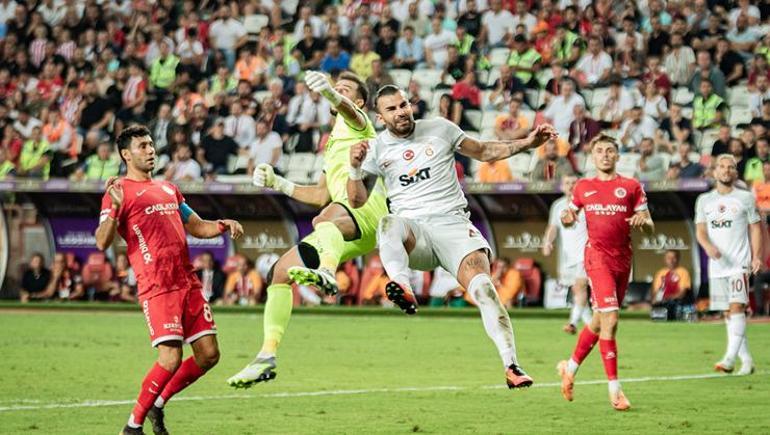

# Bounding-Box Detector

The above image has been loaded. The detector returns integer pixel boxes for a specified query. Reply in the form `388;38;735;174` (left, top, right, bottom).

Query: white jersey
548;196;588;268
695;188;760;278
361;118;468;219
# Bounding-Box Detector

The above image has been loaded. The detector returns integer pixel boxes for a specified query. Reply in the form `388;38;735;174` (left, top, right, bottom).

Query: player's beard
717;175;734;187
389;116;415;137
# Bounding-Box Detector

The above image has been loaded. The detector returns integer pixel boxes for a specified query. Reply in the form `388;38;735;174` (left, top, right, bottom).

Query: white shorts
396;214;491;278
709;273;750;311
559;262;587;287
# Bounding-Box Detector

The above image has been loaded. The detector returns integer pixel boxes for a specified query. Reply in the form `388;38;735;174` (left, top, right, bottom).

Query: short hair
116;124;152;162
589;134;619;151
665;249;680;260
374;84;403;108
715;153;737;165
337;71;368;107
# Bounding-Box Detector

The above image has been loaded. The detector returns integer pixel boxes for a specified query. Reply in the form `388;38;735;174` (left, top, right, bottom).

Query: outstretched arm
252;164;332;208
457;124;557;162
305;71;367;130
184;208;244;240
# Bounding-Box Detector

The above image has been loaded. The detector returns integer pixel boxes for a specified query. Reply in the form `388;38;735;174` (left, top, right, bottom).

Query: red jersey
570;175;648;267
100;178;199;298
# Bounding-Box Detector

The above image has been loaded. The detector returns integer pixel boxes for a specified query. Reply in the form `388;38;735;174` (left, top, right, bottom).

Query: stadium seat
508;152;532;178
616;153;640;177
226;154;240;174
673;88;694;106
476;70;489;86
520;110;536;127
624;282;650;307
729;107;753;126
513;258;542;305
285;170;311;184
698;128;721;154
488;48;510;67
527;152;540;174
525;88;543;109
465;110;482;130
288;153;316;172
536;68;554;88
430;90;450;113
728;85;750;108
244;14;270;35
216;174;251;184
233;155;250;173
481;111;502;130
412;69;443;90
486;67;501;87
589;87;610;109
389;69;412;89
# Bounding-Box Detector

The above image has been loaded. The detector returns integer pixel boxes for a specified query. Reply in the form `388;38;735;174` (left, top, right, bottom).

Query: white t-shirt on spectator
13;117;43;139
729;6;760;27
614;31;645;52
170;159;202;181
750;90;770;117
423;30;457;69
482;9;515;46
177;39;204;61
511;13;538;34
0;1;18;24
209;18;247;50
458;0;489;14
391;0;412;24
543;93;586;138
224;114;257;149
249;132;282;166
600;88;636;122
641;95;668;120
293;16;325;40
620;116;659;150
575;51;613;85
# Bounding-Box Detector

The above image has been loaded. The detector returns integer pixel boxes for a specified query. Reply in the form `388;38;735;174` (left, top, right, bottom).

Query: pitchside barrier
0;179;709;299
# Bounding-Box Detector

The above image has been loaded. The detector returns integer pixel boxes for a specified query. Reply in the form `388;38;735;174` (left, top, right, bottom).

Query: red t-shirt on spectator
452;81;481;108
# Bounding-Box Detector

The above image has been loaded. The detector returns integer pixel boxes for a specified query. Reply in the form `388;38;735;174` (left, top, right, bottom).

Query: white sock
581;306;593;325
608;379;621;395
127;414;141;429
256;351;275;360
568;304;582;326
567;358;580;375
738;335;753;364
725;313;746;365
377;216;412;286
467;274;518;367
154;396;165;409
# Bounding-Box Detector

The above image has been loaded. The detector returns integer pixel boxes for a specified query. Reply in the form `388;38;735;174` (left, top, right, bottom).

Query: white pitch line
0;371;757;413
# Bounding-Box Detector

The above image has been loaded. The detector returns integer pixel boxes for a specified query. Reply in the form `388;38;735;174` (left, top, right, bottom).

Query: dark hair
589;134;620;150
116;124;152;162
665;249;680;260
338;71;369;107
374;84;403;108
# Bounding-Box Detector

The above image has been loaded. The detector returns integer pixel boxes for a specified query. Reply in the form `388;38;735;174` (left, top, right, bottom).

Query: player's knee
157;346;183;371
600;311;619;332
196;345;220;370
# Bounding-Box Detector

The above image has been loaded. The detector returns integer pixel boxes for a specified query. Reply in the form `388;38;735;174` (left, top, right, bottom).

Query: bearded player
556;134;654;411
95;125;243;435
227;71;388;388
348;85;557;388
695;154;763;375
543;175;591;334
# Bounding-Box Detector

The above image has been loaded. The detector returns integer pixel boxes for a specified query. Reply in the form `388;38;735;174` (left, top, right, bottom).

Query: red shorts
140;286;217;347
585;249;631;312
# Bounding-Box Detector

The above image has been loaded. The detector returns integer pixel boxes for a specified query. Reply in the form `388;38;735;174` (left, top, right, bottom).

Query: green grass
0;309;768;434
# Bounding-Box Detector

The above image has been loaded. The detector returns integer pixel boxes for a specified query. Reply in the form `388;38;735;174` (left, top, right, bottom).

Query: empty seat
288;153;316;171
488;48;511;67
411;69;443;90
389;69;412;89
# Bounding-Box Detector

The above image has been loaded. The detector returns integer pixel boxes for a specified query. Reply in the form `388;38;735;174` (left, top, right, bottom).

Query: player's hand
704;244;722;260
106;178;124;209
560;208;577;227
625;213;650;230
305;71;342;105
751;257;764;275
526;123;558;150
350;141;369;169
253;163;276;188
219;219;244;240
542;242;553;256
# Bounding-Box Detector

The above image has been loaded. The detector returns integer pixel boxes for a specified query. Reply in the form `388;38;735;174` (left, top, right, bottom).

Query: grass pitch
0;307;768;434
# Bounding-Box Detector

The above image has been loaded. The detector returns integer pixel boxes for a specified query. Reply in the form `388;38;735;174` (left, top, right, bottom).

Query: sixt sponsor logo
145;203;179;215
399;167;431;187
710;219;733;229
133;224;153;264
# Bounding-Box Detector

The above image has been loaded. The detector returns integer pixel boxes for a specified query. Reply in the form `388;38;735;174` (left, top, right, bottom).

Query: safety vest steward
150;55;180;89
85;154;121;180
507;48;541;83
693;94;723;129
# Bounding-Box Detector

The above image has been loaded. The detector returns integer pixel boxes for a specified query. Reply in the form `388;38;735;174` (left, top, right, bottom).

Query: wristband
217;220;227;234
272;175;296;196
109;207;119;221
349;166;364;180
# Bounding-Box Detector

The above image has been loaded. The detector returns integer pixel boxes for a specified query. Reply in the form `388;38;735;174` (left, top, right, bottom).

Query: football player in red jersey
95;125;243;435
556;134;654;411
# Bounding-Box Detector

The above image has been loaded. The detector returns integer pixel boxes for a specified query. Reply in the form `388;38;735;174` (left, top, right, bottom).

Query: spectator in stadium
597;78;635;129
37;252;84;301
164;142;202;182
114;61;148;135
571;35;612;88
639;82;668;122
495;98;530;140
532;139;574;181
491;257;525;309
197;120;237;175
748;53;770;88
375;25;398;66
693;79;727;130
320;39;350;73
620;107;658;151
664;32;696;86
443;45;468;84
248;119;282;174
451;70;481;127
71;141;121;182
744;138;770;184
568;103;601;153
350;37;380;81
477;158;514;183
0;147;15;179
147;103;176;155
667;142;704;180
488;64;526;111
393;25;424;70
222;255;262;306
645;15;670;58
713;37;746;89
42;108;74;177
17;126;51;179
482;0;515;47
223;101;256;150
401;1;430;38
687;0;711;33
692;14;723;52
111;252;137;303
508;34;542;88
295;24;324;70
615;16;644;53
753;161;770;212
657;104;693;151
19;253;52;303
753;100;770;131
427;266;467;307
640;56;672;100
12;108;42;140
749;75;770;118
542;78;585;138
424;16;456;70
551;24;583;69
635;137;667;181
407;80;428;120
710;124;734;157
727;14;762;61
689;50;727;99
208;5;247;70
196;251;225;303
365;59;395;107
148;40;179;107
729;138;749;177
458;0;484;36
650;250;692;318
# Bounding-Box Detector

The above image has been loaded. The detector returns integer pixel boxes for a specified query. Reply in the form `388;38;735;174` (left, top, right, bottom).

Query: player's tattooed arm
458;124;558;162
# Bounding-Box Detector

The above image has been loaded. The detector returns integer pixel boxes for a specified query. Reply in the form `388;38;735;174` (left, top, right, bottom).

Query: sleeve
679;268;692;291
694;194;707;224
632;180;648;211
436;118;467;152
570;180;584;210
360;138;383;177
745;192;761;224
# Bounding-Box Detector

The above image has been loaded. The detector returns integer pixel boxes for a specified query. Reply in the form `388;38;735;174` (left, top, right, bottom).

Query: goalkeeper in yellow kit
227;71;388;388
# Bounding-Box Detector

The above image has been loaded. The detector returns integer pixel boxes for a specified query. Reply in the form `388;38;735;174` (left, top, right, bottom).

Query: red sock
158;357;206;405
130;363;175;426
571;326;599;364
599;339;618;381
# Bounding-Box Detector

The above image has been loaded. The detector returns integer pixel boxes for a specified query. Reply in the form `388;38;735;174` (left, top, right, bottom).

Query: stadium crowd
3;1;770;313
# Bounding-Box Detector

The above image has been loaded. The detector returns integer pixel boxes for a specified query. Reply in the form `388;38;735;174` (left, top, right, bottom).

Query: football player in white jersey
543;175;591;334
695;154;764;375
347;84;556;389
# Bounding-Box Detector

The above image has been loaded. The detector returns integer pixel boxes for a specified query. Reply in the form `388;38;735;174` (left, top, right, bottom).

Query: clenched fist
350;141;369;169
